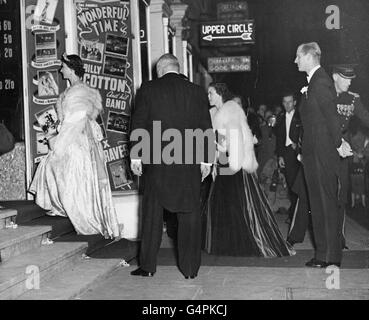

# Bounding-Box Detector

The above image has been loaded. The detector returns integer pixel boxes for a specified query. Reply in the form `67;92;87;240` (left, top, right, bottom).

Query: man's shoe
184;274;197;279
326;262;341;268
130;268;155;277
305;258;327;268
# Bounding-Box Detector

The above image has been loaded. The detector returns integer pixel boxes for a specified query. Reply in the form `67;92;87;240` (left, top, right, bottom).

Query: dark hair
281;90;296;101
61;54;85;78
208;82;232;103
232;94;246;106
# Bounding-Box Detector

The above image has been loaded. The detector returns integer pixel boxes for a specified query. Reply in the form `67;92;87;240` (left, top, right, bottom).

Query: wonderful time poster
76;0;136;192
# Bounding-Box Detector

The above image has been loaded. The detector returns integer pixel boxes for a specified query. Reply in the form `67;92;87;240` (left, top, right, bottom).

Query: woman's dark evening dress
203;131;294;257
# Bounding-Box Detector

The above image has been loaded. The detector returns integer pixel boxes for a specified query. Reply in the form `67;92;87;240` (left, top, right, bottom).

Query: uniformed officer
287;64;369;249
333;64;369;208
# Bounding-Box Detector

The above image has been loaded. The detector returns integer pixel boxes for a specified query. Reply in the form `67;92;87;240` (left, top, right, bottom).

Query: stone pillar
188;47;193;82
182;40;188;77
170;0;188;74
64;0;78;54
149;0;173;69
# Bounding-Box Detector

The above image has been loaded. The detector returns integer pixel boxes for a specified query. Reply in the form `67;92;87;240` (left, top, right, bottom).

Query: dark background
0;1;23;141
184;0;369;108
1;0;369;140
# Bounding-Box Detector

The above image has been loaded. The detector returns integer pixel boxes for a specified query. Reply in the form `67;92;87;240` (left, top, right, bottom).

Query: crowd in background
232;94;369;211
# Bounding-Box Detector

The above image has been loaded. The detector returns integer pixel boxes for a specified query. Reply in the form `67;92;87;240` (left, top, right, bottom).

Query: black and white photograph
108;159;132;189
34;105;59;139
2;0;369;304
35;32;56;48
35;48;57;62
33;0;58;24
106;111;129;134
103;55;128;78
35;32;57;62
105;34;129;56
37;70;59;97
36;132;49;154
80;40;104;63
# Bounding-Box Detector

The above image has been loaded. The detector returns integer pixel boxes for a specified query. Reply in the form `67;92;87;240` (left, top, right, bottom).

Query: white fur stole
212;100;258;173
57;83;102;122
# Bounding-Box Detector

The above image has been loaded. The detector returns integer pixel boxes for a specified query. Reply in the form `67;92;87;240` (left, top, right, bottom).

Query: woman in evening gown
203;82;294;257
29;54;123;239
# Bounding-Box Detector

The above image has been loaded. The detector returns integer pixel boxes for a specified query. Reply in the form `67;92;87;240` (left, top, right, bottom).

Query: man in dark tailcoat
129;54;213;278
287;64;369;248
275;92;302;223
294;42;352;268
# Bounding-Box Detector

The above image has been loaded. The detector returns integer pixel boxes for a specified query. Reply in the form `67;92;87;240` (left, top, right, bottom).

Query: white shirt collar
286;109;295;117
164;71;179;75
307;65;321;83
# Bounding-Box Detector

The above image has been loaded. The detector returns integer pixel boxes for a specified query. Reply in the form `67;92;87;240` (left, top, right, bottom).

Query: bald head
156;53;180;78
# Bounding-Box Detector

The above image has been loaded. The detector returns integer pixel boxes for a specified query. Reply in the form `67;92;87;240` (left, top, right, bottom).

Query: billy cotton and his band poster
76;0;136;192
25;0;136;193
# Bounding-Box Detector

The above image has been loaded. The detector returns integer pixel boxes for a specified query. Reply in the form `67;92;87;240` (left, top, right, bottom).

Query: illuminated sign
200;20;255;46
208;56;251;73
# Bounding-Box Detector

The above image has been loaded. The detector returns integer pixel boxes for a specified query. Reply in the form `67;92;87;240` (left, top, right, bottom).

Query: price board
0;0;22;139
0;1;21;98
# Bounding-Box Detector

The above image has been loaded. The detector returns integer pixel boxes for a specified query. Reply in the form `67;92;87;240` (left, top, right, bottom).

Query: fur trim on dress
213;100;259;173
57;82;102;122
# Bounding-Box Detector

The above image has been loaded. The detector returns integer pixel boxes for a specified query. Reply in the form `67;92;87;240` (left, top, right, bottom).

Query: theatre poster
76;0;136;192
22;0;67;174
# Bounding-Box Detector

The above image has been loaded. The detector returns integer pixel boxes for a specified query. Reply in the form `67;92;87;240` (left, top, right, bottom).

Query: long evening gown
203;101;294;257
29;82;123;239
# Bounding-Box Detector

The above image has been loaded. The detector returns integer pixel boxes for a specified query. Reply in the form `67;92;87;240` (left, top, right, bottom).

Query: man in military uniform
287;64;369;249
333;64;369;221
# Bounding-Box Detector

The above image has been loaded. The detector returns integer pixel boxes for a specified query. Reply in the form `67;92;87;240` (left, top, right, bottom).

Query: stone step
22;216;75;240
0;241;88;300
17;237;138;300
0;201;47;224
0;225;52;263
17;256;122;300
0;209;17;230
57;233;114;256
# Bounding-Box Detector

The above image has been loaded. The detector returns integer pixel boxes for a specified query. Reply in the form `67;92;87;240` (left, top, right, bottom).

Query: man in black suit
294;42;352;268
129;54;213;278
275;92;302;224
287;64;369;248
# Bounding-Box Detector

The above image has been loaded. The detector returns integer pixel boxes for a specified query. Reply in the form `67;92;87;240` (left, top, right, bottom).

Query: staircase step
0;225;52;263
0;201;47;223
17;237;138;300
17;256;121;300
0;241;87;300
0;209;17;230
22;216;75;240
57;233;114;256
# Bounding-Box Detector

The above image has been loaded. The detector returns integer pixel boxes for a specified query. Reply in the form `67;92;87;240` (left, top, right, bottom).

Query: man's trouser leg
176;204;201;277
139;189;164;273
